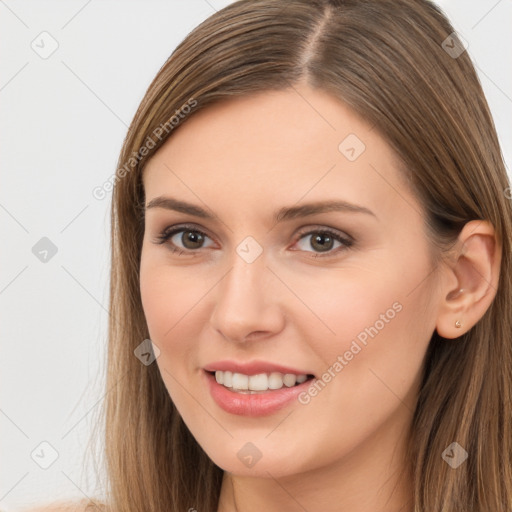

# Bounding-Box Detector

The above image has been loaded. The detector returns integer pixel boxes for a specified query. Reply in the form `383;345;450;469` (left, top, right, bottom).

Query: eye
154;224;215;254
153;224;354;258
293;228;353;257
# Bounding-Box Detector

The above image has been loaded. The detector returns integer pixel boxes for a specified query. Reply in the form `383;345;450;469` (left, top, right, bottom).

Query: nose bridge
210;241;283;340
218;246;268;313
222;232;268;295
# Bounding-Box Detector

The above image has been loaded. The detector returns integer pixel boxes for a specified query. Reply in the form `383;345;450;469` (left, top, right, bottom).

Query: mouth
203;369;316;416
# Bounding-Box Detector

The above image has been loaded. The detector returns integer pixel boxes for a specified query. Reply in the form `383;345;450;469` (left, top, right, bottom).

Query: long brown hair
82;1;512;510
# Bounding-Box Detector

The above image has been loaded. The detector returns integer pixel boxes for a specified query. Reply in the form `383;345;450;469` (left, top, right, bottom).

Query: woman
29;0;512;510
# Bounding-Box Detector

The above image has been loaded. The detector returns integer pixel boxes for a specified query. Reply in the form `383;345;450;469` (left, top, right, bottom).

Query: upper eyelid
161;223;215;241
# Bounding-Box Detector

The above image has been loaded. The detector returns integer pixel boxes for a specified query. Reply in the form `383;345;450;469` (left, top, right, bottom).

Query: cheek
139;256;208;387
287;276;431;468
292;254;434;404
140;255;206;339
300;243;434;347
284;266;404;352
140;266;172;341
139;259;206;413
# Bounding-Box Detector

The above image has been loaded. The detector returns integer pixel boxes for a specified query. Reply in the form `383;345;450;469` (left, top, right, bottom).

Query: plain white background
1;0;511;510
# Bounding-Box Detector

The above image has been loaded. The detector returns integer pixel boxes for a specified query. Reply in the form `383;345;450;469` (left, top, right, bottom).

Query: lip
203;370;315;417
203;359;314;377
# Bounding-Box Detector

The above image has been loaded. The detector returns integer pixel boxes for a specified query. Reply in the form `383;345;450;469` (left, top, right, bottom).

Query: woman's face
140;84;441;478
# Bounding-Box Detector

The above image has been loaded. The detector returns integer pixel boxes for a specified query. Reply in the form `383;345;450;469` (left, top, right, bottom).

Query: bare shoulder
18;499;107;512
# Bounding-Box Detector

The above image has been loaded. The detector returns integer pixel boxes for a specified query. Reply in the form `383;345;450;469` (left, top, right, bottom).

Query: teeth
232;373;249;390
213;370;310;392
223;371;232;388
282;373;297;387
248;373;268;391
268;372;284;389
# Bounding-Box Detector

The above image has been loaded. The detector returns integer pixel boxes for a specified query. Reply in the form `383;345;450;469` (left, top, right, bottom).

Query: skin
139;83;501;512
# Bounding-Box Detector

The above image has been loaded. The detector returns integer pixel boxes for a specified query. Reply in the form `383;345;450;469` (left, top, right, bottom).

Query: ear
435;220;502;339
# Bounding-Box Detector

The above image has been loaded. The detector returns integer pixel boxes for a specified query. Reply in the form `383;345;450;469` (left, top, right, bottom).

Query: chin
202;442;312;479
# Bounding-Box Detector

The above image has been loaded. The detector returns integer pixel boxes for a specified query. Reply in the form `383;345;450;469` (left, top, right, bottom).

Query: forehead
142;85;416;222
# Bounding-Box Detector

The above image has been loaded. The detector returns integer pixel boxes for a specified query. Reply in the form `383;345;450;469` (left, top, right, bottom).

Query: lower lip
203;370;314;417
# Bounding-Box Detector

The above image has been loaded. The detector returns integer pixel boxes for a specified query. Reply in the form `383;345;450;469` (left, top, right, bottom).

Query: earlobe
435;220;501;339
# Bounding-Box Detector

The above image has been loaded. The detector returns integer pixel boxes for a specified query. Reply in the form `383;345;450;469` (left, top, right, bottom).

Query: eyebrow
145;196;377;223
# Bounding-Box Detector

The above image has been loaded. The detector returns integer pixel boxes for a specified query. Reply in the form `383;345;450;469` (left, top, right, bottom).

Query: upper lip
203;360;314;376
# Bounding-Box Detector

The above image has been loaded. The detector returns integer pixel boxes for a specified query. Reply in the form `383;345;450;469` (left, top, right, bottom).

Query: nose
209;249;285;343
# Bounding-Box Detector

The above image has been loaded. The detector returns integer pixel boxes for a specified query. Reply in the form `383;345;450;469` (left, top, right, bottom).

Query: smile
212;370;311;392
204;370;316;416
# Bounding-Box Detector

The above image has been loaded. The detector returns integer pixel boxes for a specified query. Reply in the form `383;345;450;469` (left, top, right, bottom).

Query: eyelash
153;223;354;258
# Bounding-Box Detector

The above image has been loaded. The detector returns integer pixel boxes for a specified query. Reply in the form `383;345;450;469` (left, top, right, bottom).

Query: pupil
311;233;333;252
183;230;204;249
